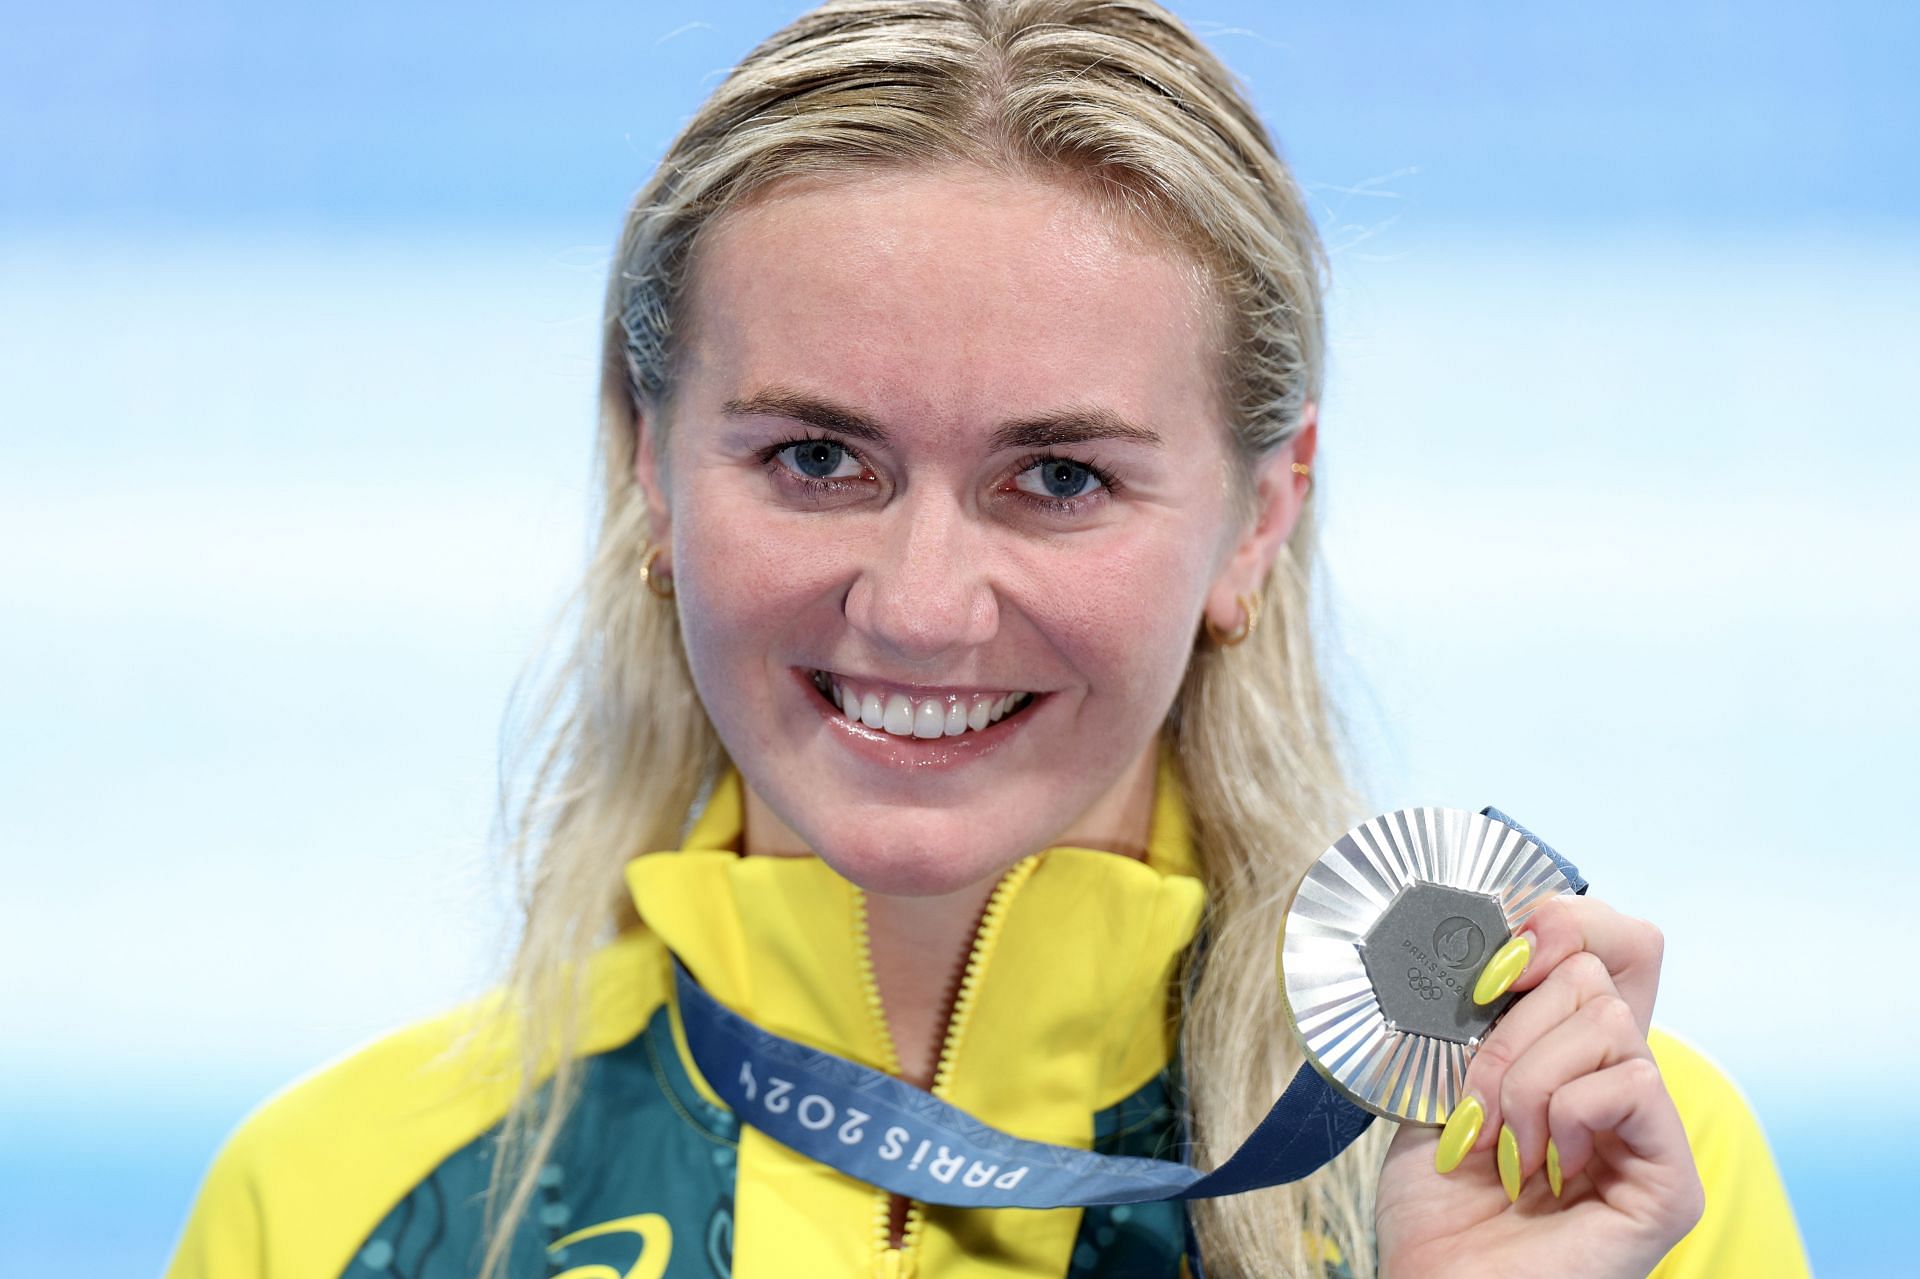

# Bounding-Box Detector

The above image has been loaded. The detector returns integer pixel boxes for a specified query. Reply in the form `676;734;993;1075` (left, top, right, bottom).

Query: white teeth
882;692;915;735
819;672;1033;740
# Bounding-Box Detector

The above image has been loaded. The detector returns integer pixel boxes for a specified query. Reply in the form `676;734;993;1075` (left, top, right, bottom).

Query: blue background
2;2;1913;1273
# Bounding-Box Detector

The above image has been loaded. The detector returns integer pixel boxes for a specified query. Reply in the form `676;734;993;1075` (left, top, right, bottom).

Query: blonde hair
485;2;1386;1274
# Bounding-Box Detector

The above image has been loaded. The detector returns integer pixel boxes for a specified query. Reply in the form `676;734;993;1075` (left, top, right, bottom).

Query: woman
169;2;1808;1276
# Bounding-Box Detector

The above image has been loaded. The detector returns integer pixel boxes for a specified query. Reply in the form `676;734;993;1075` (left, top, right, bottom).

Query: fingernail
1497;1123;1524;1202
1474;933;1533;1004
1435;1094;1484;1174
1546;1138;1563;1198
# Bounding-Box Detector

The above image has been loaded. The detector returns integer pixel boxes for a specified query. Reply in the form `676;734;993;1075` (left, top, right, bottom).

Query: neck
864;878;1001;1088
740;739;1162;1087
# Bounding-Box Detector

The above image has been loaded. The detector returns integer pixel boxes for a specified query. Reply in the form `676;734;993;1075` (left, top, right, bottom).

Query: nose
843;489;999;664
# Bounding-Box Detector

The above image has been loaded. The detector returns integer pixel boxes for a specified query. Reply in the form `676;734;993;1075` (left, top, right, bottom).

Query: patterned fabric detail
344;1006;737;1278
1073;1070;1360;1279
1067;1069;1186;1276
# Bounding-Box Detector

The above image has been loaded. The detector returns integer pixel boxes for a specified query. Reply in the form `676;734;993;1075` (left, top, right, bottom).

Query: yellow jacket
168;759;1809;1277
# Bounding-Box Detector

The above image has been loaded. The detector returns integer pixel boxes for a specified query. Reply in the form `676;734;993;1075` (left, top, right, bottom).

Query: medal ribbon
671;806;1581;1210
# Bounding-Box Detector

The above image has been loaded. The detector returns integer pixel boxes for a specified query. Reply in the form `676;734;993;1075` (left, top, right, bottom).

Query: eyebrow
721;386;1165;452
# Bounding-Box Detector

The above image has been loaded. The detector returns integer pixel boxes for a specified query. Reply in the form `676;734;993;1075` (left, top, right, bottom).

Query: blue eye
1014;458;1104;501
775;439;861;481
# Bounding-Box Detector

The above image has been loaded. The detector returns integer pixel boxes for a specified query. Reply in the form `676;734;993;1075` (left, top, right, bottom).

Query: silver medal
1278;807;1581;1125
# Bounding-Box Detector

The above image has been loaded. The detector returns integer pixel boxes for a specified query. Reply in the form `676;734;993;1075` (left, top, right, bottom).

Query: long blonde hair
486;2;1386;1274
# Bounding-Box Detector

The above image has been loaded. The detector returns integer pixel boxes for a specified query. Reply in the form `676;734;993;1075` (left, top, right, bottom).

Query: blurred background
2;1;1912;1272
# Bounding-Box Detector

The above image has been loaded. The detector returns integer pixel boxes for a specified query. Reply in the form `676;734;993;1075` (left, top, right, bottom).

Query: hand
1372;895;1704;1279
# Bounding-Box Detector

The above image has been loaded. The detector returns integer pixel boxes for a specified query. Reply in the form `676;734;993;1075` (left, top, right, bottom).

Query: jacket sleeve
163;934;665;1279
161;996;527;1279
158;1042;476;1279
167;1109;270;1278
1646;1028;1810;1278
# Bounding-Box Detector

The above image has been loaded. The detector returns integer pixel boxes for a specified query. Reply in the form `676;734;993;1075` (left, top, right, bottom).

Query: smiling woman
165;3;1806;1278
641;166;1288;907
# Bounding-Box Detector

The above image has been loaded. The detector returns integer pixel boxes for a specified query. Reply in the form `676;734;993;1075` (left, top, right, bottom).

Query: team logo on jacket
548;1213;672;1279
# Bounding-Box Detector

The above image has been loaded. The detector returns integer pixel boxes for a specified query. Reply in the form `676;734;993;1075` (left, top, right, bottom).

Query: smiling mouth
806;669;1038;739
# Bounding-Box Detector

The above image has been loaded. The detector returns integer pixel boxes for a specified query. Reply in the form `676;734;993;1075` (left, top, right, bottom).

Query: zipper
851;888;910;1275
854;856;1040;1279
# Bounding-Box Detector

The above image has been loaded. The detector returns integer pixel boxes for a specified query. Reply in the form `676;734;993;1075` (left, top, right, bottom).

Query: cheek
1019;534;1206;704
670;477;849;677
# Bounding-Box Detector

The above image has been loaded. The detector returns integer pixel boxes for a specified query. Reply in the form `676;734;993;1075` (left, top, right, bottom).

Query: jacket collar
624;746;1207;1123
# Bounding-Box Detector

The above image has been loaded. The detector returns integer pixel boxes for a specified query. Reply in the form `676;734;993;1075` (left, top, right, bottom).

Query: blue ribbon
671;807;1575;1211
673;957;1373;1209
1482;805;1588;895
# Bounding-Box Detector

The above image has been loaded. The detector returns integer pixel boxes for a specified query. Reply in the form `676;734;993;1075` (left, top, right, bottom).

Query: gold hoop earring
640;543;675;600
1204;590;1261;647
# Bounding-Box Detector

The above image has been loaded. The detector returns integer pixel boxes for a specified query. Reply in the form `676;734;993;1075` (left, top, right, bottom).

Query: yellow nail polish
1497;1124;1523;1202
1546;1138;1563;1198
1435;1094;1483;1174
1474;933;1532;1004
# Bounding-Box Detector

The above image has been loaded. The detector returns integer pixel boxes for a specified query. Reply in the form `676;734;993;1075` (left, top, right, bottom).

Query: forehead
677;167;1227;444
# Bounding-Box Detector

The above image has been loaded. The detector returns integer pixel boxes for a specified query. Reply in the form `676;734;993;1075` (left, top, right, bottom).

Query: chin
808;828;1024;899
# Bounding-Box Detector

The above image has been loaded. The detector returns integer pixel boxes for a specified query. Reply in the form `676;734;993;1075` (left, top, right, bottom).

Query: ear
1202;401;1318;636
631;398;673;548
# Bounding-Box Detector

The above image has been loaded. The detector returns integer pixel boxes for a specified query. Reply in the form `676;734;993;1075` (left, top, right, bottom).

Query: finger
1547;1057;1703;1230
1493;894;1664;1035
1496;994;1649;1197
1450;950;1616;1157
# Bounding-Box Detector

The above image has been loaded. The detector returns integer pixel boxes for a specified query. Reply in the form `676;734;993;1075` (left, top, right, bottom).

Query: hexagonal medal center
1358;882;1515;1045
